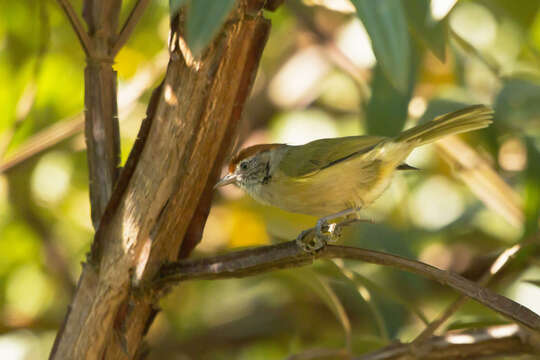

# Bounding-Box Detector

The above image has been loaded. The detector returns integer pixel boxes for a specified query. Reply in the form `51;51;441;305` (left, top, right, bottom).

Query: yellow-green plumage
245;105;492;216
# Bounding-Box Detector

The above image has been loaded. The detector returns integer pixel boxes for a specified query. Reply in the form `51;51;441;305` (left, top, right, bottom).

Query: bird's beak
214;173;237;189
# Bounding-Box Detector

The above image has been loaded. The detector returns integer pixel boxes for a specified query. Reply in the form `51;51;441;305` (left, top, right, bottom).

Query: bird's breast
243;159;388;216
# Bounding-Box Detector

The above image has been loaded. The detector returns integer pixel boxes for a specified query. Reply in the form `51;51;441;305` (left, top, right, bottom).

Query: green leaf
365;44;419;136
186;0;237;56
404;0;448;62
351;0;410;93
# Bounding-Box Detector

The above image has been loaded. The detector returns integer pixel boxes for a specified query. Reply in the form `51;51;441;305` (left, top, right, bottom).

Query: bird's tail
393;105;493;146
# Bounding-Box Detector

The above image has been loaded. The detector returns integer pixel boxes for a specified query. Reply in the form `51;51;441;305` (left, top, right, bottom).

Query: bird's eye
240;162;248;170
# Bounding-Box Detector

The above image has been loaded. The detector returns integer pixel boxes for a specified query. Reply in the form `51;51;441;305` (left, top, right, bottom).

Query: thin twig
0;51;168;174
409;244;522;354
156;241;540;332
112;0;151;56
0;114;84;173
56;0;93;56
357;324;534;360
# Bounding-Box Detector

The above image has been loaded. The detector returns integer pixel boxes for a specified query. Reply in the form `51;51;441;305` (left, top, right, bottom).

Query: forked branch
56;0;93;56
112;0;151;56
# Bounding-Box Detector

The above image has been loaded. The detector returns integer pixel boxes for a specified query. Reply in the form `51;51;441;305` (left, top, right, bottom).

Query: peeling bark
50;1;273;358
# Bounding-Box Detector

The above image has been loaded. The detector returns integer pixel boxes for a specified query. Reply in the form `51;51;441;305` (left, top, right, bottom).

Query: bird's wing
279;136;386;178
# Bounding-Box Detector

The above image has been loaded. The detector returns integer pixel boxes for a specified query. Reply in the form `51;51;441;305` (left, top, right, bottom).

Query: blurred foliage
1;0;540;359
352;0;411;92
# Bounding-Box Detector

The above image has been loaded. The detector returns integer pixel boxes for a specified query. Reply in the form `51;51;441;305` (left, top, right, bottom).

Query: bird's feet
296;220;342;252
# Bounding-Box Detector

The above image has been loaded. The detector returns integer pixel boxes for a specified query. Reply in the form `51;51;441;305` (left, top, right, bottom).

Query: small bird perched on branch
215;105;493;251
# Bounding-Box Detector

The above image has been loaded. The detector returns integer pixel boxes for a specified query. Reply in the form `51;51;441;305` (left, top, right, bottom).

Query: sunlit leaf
404;0;448;62
351;0;411;93
186;0;236;56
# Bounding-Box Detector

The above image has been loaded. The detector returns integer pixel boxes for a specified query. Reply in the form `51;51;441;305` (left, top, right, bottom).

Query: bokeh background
1;0;540;359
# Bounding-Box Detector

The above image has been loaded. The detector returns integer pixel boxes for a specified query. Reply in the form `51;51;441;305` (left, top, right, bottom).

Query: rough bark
49;1;272;358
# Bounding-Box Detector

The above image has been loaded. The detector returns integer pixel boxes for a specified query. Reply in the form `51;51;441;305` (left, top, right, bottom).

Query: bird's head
215;144;282;189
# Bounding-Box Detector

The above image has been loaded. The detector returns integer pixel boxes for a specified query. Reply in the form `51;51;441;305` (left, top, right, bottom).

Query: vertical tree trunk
50;1;273;358
82;0;123;228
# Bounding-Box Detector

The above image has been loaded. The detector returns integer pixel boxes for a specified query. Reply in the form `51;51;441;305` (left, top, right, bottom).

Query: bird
215;105;493;251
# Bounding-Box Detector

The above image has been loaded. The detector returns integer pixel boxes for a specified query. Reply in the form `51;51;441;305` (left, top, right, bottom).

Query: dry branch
156;241;540;332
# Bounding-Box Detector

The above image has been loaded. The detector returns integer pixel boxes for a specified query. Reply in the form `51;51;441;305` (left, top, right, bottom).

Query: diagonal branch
111;0;151;56
409;243;523;353
56;0;93;56
156;241;540;332
357;324;536;360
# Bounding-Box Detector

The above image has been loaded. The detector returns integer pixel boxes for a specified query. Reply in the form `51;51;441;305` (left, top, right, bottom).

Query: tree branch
409;244;522;352
82;0;123;229
112;0;151;56
56;0;93;56
156;241;540;332
288;324;537;360
357;324;536;360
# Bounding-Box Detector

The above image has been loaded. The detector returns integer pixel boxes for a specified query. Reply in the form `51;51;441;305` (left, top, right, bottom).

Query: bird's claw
296;222;342;252
295;230;327;252
326;223;342;243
